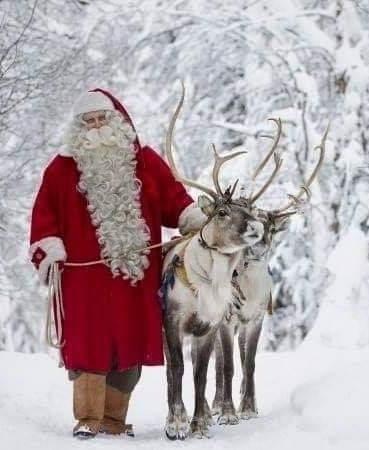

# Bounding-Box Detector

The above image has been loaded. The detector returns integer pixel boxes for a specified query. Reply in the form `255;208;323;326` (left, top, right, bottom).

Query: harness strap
172;238;197;294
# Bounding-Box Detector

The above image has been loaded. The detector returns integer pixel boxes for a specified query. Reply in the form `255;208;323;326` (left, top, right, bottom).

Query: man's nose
93;118;103;128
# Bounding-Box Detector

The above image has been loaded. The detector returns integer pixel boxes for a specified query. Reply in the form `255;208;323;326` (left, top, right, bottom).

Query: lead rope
46;263;64;349
45;233;196;351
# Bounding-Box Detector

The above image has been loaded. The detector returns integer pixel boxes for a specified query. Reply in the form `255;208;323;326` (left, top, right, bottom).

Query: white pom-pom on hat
73;91;115;116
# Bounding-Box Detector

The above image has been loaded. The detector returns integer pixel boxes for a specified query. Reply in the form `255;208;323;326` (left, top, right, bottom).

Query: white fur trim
178;203;207;235
30;237;67;285
58;144;72;157
73;91;115;116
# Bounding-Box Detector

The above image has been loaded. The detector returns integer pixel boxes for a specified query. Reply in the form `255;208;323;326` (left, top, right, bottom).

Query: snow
1;345;368;449
305;227;369;349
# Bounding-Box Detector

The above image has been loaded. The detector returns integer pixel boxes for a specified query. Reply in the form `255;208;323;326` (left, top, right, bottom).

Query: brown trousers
69;366;142;393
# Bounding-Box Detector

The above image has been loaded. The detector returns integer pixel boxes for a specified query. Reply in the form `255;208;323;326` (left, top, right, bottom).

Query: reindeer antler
166;81;246;201
166;81;218;200
249;152;283;204
211;144;246;196
251;118;282;181
244;118;283;204
270;124;329;215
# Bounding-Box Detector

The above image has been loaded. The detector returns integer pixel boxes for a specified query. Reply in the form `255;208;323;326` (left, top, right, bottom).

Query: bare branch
0;0;39;70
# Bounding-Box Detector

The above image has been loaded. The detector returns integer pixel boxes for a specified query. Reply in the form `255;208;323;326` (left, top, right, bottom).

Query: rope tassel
46;262;65;349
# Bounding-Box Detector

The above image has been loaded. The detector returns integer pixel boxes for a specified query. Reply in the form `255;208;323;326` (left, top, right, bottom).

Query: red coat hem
63;360;165;372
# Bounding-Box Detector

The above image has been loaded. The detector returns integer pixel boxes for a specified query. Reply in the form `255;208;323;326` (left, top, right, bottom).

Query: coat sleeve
143;146;196;228
29;159;67;284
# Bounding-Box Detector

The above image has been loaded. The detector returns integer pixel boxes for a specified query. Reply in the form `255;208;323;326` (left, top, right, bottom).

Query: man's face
82;110;107;130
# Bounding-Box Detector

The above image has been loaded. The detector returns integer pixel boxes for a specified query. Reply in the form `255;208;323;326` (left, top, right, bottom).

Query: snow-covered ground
1;342;368;450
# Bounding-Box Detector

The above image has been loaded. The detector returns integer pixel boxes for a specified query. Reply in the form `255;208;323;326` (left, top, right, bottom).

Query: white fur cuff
30;236;67;285
58;144;72;157
178;203;207;235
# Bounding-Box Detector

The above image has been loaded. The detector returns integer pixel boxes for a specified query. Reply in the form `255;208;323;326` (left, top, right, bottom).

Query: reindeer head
166;82;265;255
196;194;265;254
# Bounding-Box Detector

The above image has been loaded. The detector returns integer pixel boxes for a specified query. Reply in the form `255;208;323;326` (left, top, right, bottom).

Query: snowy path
1;347;368;450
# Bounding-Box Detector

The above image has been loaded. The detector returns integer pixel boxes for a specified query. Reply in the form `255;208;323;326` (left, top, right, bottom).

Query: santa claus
29;88;204;439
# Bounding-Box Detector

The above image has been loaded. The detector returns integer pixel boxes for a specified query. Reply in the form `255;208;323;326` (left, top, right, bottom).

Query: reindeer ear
197;195;215;217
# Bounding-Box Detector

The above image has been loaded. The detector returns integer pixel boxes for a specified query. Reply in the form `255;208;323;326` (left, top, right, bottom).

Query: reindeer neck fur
244;244;271;265
234;250;273;323
237;247;271;286
244;258;270;279
184;236;242;325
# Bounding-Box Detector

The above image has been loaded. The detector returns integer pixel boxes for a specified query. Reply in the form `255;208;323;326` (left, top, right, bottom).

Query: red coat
30;145;193;371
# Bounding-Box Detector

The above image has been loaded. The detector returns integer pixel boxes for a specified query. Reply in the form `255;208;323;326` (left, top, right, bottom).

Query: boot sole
73;431;97;440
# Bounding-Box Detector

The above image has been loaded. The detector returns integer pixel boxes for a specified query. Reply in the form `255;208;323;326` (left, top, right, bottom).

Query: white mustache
84;126;117;148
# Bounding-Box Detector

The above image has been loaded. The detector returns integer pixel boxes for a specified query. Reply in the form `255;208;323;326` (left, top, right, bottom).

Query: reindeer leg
238;321;262;420
163;333;174;417
218;322;239;425
191;339;214;427
164;319;189;440
203;397;214;427
191;330;217;438
211;331;224;416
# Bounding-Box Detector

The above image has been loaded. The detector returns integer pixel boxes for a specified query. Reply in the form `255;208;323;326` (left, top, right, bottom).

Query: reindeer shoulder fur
163;234;243;327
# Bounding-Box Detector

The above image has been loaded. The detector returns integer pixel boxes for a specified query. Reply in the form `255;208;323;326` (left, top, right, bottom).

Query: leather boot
99;385;134;436
73;372;106;439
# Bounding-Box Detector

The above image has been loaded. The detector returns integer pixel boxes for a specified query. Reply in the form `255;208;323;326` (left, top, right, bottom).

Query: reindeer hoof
165;427;190;441
165;430;178;441
238;409;258;420
192;428;211;439
165;418;190;440
217;413;239;425
178;430;189;441
190;418;211;439
211;404;222;416
205;415;215;427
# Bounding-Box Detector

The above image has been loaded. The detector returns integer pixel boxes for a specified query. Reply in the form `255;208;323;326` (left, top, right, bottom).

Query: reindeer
162;84;266;440
211;121;328;425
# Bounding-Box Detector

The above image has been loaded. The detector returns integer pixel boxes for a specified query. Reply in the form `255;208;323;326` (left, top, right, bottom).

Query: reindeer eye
218;209;227;217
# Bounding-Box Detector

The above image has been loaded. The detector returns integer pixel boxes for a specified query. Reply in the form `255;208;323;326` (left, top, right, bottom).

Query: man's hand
178;204;207;235
30;237;67;285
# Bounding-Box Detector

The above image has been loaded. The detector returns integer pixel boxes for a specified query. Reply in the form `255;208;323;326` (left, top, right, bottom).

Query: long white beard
68;114;151;284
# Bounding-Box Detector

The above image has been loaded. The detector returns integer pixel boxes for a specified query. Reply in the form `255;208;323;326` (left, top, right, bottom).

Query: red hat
89;88;136;131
